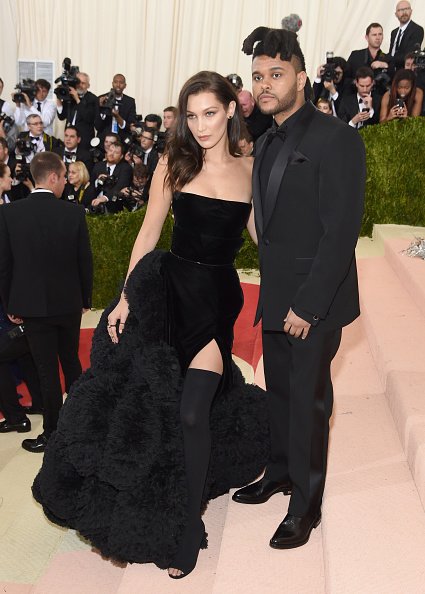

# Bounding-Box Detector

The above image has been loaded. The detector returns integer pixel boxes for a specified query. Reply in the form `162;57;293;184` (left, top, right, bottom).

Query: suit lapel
252;132;270;235
262;102;316;232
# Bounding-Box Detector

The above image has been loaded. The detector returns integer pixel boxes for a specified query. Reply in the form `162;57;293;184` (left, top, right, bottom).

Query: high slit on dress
32;191;270;568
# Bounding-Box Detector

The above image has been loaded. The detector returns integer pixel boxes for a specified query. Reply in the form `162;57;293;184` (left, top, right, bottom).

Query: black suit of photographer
57;91;98;149
95;94;137;143
86;159;133;212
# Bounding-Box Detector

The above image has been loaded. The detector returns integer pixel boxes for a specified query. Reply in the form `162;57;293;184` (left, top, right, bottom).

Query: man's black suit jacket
86;160;133;212
94;94;137;142
0;191;93;317
337;91;381;127
253;101;365;332
389;20;424;70
57;91;98;148
346;48;390;80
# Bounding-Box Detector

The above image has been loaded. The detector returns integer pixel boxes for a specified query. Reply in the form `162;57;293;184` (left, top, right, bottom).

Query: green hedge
360;117;425;236
88;118;425;307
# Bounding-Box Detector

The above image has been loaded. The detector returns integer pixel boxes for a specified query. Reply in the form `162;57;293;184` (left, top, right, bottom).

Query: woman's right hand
107;296;129;343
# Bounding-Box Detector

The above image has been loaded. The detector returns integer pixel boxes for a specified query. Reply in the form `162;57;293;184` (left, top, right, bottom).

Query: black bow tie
266;125;287;145
64;151;76;160
31;136;40;142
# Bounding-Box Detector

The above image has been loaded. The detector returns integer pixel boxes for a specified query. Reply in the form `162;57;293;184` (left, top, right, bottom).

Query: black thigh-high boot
169;367;221;579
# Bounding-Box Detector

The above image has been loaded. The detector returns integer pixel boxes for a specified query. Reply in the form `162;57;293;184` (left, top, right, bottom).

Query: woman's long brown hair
165;71;243;191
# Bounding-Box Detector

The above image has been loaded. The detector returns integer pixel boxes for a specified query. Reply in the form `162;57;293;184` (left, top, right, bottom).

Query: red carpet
8;282;260;413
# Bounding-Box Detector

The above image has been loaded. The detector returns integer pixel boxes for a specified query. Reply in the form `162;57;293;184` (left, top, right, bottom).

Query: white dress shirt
14;98;56;135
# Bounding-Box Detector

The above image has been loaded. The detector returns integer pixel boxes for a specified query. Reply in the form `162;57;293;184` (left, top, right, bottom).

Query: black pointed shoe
269;512;322;549
22;406;44;415
232;477;292;504
22;433;48;453
0;418;31;433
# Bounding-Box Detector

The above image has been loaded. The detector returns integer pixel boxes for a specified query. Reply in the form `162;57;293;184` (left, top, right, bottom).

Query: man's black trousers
262;328;342;517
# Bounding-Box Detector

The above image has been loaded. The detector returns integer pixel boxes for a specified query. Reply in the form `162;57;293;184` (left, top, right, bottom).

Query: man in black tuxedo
389;1;424;71
53;125;93;173
95;74;137;143
86;141;133;213
346;23;391;86
233;27;365;549
0;152;93;452
56;72;97;149
338;67;382;128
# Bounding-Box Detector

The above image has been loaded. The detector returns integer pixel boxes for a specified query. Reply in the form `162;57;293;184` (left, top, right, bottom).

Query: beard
256;84;298;117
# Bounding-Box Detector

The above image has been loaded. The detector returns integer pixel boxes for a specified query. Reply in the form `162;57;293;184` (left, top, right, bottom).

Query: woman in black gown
33;71;269;579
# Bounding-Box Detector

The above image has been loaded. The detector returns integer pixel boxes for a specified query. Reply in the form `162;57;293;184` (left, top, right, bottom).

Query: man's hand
316;64;325;78
111;108;124;125
351;111;371;125
99;95;108;107
8;314;23;324
323;80;337;95
362;94;373;110
371;60;389;69
91;196;108;207
68;86;80;104
283;308;311;339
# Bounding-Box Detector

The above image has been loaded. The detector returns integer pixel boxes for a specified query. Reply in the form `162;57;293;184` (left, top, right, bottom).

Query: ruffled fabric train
32;250;269;568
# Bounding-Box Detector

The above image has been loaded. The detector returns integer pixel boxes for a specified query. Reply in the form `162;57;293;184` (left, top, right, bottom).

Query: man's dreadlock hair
242;26;306;72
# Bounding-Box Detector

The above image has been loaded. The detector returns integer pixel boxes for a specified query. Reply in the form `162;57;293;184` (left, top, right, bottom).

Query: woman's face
397;79;412;98
67;164;80;186
0;166;12;193
186;91;235;151
316;102;332;114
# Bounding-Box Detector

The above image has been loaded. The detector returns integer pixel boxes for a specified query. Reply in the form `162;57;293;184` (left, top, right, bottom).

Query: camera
89;137;104;163
89;203;106;215
321;52;339;84
373;68;391;93
123;130;144;159
395;98;405;109
15;137;37;157
100;89;118;114
97;174;118;190
0;113;14;133
14;155;32;182
413;47;425;70
54;57;80;102
118;187;140;211
153;130;166;153
12;79;36;104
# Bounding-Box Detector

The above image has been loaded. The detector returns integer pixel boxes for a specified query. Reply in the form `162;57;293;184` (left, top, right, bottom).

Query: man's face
0;143;8;162
104;135;118;151
252;55;305;122
139;131;154;151
366;27;383;49
395;1;412;25
163;110;176;130
35;86;49;101
106;143;123;164
52;164;67;198
238;93;255;117
77;74;90;94
112;75;126;96
28;117;44;136
404;57;416;70
238;138;254;156
355;76;374;97
64;128;80;150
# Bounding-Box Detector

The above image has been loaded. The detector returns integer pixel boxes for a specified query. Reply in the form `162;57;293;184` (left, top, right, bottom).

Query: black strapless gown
32;192;269;569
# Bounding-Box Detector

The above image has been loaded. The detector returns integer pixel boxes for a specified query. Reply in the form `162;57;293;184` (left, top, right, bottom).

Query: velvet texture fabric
32;250;269;568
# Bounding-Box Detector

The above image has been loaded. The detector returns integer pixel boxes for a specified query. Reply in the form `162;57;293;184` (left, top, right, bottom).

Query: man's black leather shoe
0;418;31;433
269;512;322;549
232;478;292;504
23;406;44;415
22;433;48;453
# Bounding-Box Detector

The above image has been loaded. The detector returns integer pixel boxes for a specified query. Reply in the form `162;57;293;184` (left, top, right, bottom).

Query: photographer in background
14;79;56;136
95;74;137;143
0;77;18;151
380;67;423;121
86;141;132;214
0;137;33;201
163;106;177;133
338;66;381;128
57;72;97;149
117;162;149;211
237;90;273;140
54;125;93;173
313;56;350;114
346;23;391;93
405;50;425;114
